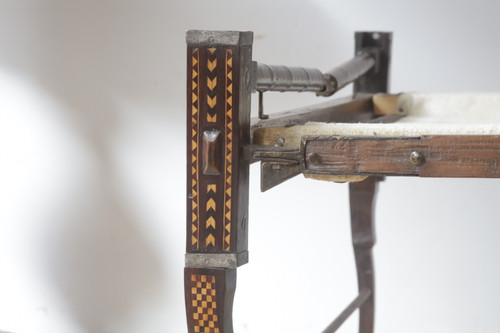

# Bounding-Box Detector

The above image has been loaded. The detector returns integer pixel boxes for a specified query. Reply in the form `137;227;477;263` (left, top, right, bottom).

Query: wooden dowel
322;288;372;333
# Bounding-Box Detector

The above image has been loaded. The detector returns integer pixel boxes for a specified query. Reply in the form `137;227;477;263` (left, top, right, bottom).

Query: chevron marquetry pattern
207;48;217;123
190;274;220;333
205;184;217;248
191;48;200;249
223;49;233;252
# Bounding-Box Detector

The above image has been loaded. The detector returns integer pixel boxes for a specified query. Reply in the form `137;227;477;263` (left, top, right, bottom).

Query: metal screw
275;137;285;147
307;152;322;164
410;151;425;165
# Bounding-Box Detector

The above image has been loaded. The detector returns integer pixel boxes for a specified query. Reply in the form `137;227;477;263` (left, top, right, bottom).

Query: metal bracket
354;32;392;95
242;144;305;191
185;252;249;269
258;91;268;119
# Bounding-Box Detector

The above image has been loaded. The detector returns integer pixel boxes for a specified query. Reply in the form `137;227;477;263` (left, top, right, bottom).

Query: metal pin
307;152;322;164
275;137;285;147
258;91;268;119
410;151;425;165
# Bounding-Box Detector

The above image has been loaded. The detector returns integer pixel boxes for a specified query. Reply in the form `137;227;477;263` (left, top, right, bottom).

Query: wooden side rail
304;135;500;178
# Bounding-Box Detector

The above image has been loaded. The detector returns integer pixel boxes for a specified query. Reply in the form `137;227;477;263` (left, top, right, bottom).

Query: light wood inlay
224;49;233;251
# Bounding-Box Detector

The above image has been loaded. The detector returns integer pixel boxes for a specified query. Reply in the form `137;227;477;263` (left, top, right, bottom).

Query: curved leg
349;177;381;333
185;268;236;333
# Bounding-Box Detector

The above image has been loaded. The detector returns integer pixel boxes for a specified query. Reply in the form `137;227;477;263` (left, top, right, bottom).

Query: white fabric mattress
263;93;500;147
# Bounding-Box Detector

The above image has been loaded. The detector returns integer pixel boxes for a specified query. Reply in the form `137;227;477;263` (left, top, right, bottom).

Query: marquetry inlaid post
349;177;380;333
185;30;253;333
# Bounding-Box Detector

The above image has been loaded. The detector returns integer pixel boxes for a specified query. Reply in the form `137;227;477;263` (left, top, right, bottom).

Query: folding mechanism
184;29;500;332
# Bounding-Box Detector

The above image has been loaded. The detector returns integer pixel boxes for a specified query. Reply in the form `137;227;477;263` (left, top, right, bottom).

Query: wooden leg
349;177;381;333
185;268;236;333
185;31;253;333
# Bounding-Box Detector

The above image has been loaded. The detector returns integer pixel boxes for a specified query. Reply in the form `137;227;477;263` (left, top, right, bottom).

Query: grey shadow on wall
0;1;176;331
0;0;345;331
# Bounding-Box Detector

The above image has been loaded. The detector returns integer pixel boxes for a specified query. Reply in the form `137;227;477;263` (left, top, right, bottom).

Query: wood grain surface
304;135;500;178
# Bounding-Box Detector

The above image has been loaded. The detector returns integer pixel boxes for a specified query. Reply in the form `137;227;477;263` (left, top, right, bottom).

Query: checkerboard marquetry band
190;274;220;333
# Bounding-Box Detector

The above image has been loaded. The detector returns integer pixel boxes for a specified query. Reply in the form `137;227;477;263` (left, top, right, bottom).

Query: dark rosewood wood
304;135;500;178
186;31;252;254
185;267;236;333
251;95;375;129
251;94;405;133
186;31;253;333
349;177;380;333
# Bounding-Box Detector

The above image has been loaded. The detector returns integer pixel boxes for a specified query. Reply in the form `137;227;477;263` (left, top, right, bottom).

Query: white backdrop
1;0;500;332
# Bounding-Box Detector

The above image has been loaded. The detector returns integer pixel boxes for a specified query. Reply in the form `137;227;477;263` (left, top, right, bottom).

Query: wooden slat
251;95;374;130
304;135;500;178
253;113;404;149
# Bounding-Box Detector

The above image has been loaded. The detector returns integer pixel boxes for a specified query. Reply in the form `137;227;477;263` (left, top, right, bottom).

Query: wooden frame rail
304;135;500;178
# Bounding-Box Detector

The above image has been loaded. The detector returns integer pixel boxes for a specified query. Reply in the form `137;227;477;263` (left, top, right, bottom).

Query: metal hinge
242;144;304;191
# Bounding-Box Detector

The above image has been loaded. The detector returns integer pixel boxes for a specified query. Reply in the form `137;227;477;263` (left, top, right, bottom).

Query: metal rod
255;52;375;96
258;90;268;119
324;51;376;94
322;288;372;333
256;64;325;93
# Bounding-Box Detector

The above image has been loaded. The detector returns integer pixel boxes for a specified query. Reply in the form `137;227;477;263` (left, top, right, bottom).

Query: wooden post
185;30;253;333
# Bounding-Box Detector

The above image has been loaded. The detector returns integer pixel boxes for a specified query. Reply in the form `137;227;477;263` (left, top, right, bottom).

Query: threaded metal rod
256;64;326;92
255;51;375;96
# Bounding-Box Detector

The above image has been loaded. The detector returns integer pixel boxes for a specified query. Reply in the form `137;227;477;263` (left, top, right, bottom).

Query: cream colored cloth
398;93;500;124
265;93;500;147
312;93;500;135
